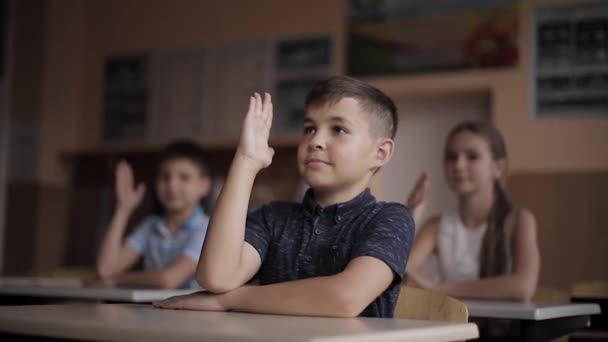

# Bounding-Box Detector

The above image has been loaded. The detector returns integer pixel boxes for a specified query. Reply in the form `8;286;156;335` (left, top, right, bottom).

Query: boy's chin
301;175;331;189
162;203;194;213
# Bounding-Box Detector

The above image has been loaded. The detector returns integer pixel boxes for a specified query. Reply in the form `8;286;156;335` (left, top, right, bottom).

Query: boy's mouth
305;158;330;167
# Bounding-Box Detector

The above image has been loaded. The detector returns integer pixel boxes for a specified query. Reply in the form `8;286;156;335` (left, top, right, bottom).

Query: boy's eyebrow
303;115;354;125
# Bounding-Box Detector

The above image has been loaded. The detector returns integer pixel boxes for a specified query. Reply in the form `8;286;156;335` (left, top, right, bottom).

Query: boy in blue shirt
155;76;414;316
96;140;211;289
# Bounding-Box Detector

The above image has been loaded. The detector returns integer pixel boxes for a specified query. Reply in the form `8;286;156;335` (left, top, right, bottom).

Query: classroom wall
38;0;608;184
497;0;608;172
6;0;608;288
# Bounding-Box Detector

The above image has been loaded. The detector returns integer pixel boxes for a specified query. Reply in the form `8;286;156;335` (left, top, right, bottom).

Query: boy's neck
458;189;494;229
313;181;369;208
164;205;198;233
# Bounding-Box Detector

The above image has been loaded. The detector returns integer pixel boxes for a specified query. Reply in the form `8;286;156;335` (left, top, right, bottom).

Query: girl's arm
434;208;540;301
405;216;440;288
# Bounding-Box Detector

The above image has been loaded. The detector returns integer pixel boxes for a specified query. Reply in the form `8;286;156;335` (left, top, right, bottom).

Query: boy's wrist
233;150;265;175
114;206;134;219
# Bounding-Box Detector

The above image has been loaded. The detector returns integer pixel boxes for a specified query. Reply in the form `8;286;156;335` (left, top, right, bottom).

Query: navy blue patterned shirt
245;188;414;318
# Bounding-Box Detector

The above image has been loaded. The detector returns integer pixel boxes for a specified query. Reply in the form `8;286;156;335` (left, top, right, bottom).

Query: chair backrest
394;286;468;322
533;286;570;303
571;281;608;298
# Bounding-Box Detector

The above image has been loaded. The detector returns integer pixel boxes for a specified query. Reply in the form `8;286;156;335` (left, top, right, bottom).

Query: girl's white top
437;209;487;282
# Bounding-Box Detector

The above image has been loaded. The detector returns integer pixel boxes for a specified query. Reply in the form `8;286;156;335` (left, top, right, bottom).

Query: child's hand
115;160;146;213
407;172;430;223
236;93;275;172
153;291;226;311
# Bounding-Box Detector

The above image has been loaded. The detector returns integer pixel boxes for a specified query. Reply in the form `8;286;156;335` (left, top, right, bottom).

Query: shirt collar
302;188;375;221
154;206;205;234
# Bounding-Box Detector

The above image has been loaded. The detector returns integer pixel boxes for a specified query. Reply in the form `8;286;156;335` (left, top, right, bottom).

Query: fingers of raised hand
254;92;262;116
262;93;273;127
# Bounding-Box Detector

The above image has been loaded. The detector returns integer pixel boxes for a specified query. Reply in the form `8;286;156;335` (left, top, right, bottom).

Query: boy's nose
308;135;326;150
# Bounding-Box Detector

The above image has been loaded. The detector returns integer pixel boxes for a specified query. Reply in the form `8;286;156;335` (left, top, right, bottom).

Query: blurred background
0;0;606;293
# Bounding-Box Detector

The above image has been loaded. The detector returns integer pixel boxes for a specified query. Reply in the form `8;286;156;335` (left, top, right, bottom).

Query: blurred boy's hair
160;139;209;177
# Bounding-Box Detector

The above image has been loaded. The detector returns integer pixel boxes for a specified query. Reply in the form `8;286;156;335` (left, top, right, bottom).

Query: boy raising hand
155;77;414;317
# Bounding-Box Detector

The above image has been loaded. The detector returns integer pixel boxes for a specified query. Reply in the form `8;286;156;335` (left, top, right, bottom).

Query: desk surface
0;304;479;342
464;300;601;320
0;277;197;302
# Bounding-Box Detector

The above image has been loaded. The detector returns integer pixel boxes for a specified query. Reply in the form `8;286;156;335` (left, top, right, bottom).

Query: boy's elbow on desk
196;272;240;294
323;285;371;318
330;298;366;318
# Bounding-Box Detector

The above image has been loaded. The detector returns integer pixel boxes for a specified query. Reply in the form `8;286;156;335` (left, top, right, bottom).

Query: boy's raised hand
236;93;275;172
115;160;146;213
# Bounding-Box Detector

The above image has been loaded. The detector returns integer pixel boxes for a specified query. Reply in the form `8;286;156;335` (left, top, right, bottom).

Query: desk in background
571;285;608;340
0;303;479;342
0;277;197;303
464;299;601;342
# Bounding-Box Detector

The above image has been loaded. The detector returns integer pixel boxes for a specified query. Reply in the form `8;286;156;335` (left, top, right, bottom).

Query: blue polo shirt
245;189;414;317
127;207;208;289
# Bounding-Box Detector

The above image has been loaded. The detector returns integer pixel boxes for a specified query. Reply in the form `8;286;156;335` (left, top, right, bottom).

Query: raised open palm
115;160;146;212
237;92;274;171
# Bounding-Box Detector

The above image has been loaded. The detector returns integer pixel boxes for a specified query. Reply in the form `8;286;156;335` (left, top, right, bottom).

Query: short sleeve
244;204;273;263
351;204;415;285
126;216;157;254
182;218;209;261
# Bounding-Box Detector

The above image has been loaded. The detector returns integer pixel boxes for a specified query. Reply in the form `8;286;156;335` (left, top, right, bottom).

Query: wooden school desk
0;303;479;342
464;299;601;341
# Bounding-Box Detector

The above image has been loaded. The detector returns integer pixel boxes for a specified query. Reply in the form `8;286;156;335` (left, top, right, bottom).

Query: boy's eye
303;126;315;135
332;126;347;134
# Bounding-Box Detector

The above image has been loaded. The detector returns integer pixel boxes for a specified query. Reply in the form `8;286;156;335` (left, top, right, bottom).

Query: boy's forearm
96;208;132;278
222;276;364;318
197;153;259;287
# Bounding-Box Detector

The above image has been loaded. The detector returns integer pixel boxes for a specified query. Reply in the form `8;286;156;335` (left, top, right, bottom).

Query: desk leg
520;315;591;342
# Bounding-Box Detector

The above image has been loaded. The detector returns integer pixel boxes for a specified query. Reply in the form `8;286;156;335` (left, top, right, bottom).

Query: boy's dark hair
159;139;209;177
305;76;398;139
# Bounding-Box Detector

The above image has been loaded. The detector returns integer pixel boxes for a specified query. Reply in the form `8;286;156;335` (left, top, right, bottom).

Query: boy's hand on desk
236;93;275;172
115;160;146;212
153;291;226;311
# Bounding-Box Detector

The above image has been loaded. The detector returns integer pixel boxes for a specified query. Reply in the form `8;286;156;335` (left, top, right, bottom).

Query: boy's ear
198;176;212;198
372;138;395;169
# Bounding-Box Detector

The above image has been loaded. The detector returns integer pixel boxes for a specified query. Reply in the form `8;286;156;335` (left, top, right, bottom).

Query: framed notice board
534;1;608;118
